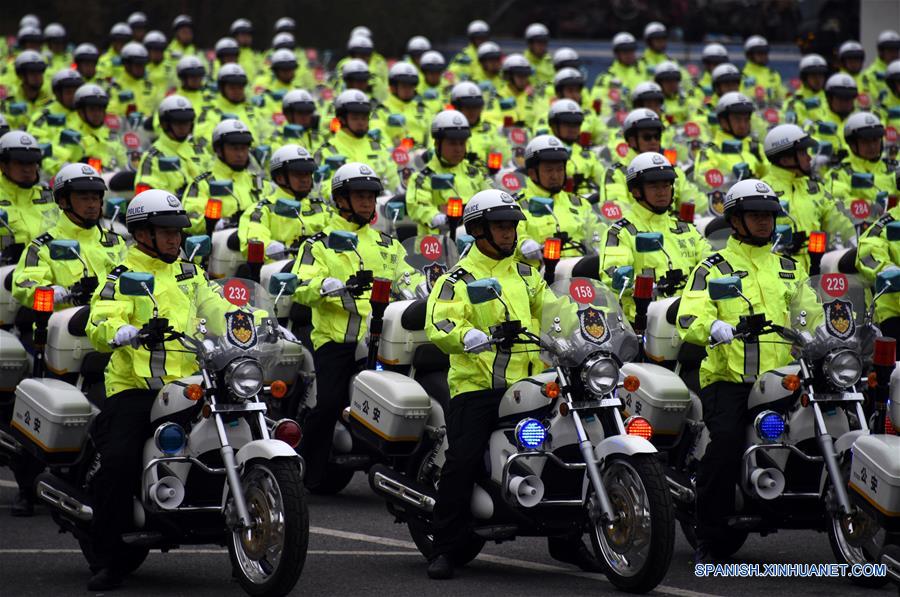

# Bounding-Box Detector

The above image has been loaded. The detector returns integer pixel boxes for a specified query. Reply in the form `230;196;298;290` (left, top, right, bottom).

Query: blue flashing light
516;418;547;450
156;423;187;455
757;412;785;441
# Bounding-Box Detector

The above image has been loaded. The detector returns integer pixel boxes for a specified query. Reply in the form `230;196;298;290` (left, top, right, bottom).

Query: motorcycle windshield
394;234;459;299
788;274;878;364
540;277;639;368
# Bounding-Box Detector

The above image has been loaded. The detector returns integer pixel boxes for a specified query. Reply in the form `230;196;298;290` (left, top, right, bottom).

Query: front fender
582;434;658;501
235;439;300;467
818;429;869;495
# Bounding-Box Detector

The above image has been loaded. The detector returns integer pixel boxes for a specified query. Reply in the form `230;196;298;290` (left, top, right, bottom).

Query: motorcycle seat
666;297;681;325
226;230;240;251
67;306;91;337
108;170;135;192
3;268;12;291
704;216;729;238
838;247;858;274
571;255;600;280
400;299;428;331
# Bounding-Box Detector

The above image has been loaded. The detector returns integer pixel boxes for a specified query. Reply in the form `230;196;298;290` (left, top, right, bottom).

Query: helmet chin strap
637;187;672;215
62;200;100;229
535;166;564;195
137;228;180;263
474;223;516;258
336;195;374;227
733;212;774;247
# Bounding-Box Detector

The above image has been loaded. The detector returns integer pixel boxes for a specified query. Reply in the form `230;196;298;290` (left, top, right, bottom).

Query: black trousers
880;317;900;347
696;381;751;543
300;341;360;488
90;389;156;570
431;388;504;557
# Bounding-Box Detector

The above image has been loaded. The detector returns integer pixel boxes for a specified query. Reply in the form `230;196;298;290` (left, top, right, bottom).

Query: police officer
275;89;324;153
230;18;263;80
740;35;783;105
70;84;128;174
196;63;268;145
239;144;330;260
107;42;158;117
676;179;805;563
642;22;674;68
654;60;702;127
418;51;449;112
42;23;71;73
407;110;493;234
485;53;546;130
406;35;432;68
543;99;605;196
523;23;553;88
592;32;648;97
166;15;196;62
862;30;900;102
697;43;729;92
449;20;490;82
291;162;411;492
601;152;708;321
785;54;829;126
84;189;235;590
857;203;900;340
449;81;510;165
212;37;240;76
174;55;210;110
472;41;503;89
693;92;765;191
0;132;55;263
810;73;858;162
126;11;148;43
30;68;83;133
143;30;174;91
4;50;51;129
377;61;430;147
73;43;101;84
136;95;207;195
96;23;133;81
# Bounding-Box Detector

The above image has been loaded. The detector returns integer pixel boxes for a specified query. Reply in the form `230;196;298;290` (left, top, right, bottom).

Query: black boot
694;542;713;566
548;537;603;572
87;568;123;591
11;491;34;517
427;554;454;580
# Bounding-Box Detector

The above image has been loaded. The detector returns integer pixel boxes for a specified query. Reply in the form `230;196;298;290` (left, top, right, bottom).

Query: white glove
430;213;448;228
114;324;140;347
214;219;227;231
277;324;297;342
710;320;735;345
884;265;900;273
266;240;286;257
463;328;490;353
52;285;69;304
320;277;345;296
520;239;542;261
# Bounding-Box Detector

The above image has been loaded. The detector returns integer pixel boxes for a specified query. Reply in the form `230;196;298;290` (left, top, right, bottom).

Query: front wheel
228;459;308;597
588;454;675;593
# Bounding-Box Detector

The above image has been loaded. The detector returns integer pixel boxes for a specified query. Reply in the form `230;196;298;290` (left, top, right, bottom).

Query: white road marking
310;526;720;597
0;479;18;488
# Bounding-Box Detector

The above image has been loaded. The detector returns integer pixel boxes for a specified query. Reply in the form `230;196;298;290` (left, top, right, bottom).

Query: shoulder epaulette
176;262;198;281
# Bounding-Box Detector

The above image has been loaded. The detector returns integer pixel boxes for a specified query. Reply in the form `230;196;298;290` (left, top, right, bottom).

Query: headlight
822;349;862;388
225;358;264;399
581;355;619;395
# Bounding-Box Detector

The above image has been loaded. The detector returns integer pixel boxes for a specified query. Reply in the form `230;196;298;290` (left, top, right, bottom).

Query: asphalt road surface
0;468;893;596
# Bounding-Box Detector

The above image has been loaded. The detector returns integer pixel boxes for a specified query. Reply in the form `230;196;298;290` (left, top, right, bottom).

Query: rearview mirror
773;224;793;245
430;173;455;190
612;266;634;291
0;209;7;225
528;197;554;216
876;269;900;295
283;124;304;138
635;232;663;253
384;199;405;220
466;278;502;305
104;196;127;219
273;198;301;218
269;272;298;296
158;156;181;172
721;140;742;155
708;276;743;301
119;272;155;297
59;128;81;145
456;234;475;254
387;113;406;127
183;235;211;258
253;144;271;164
48;240;81;261
208;180;233;197
732;161;751;180
815;140;833;156
887;221;900;242
327;230;359;252
325;155;347;171
850;172;874;189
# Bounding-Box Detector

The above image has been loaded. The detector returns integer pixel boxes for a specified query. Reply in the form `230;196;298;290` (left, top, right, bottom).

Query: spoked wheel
228;459;308;597
589;454;674;593
679;519;748;559
827;500;888;588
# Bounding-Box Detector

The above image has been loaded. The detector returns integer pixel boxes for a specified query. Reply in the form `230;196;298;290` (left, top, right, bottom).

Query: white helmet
467;20;490;38
631;81;664;104
0;131;42;163
643;21;667;41
230;18;253;36
653;60;681;82
887;59;900;84
626;151;675;186
877;30;900;50
342;58;370;82
53;163;106;203
622;108;663;137
50;69;84;93
553;67;585;90
212;119;253;146
764;124;815;159
126;189;190;232
388;62;419;85
270;48;298;70
350;26;372;39
158;95;195;123
109;23;133;40
331;162;383;197
612;32;638;52
120;42;149;64
525;23;550;41
73;83;109;108
272;32;296;49
270;144;315;177
420;51;446;72
14;50;47;74
722;179;781;218
217;63;248;86
462;189;523;225
0;114;9;136
701;43;729;63
19;15;40;29
548;99;584;125
450;82;484;108
347;35;374;53
143;31;167;51
172;15;193;31
838;40;865;60
825;72;858;98
127;11;148;29
844;111;885;142
524;134;569;169
43;23;66;41
282;89;316;113
215;37;240;58
711;63;742;86
477;41;502;61
176;55;206;78
274;17;296;33
552;47;580;69
73;43;100;62
16;26;42;46
715;91;754;118
431;110;471;140
502;53;532;76
406;35;432;55
798;54;828;77
334;90;372;115
743;35;769;53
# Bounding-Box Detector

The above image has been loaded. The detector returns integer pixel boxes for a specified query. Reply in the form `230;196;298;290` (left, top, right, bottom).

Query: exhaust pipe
149;476;185;510
507;475;544;508
471;484;494;519
748;467;785;500
369;465;435;513
36;474;93;522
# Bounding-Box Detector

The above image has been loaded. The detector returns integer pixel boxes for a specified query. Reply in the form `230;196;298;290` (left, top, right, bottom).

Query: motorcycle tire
228;458;309;597
678;519;748;559
306;465;354;495
589;454;675;593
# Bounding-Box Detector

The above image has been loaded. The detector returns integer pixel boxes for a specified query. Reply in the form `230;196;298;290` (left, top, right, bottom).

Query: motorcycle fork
557;366;618;523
